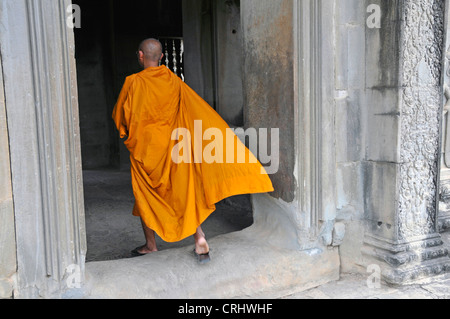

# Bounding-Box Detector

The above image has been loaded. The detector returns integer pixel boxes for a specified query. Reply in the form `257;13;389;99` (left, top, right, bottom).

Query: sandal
193;249;211;264
131;247;147;257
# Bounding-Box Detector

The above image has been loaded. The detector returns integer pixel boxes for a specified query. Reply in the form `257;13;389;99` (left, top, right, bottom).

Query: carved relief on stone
443;81;450;168
440;181;450;204
398;0;445;240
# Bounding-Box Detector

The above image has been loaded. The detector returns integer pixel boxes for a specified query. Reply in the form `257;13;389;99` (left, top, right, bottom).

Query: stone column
0;0;86;298
363;0;450;284
0;38;17;299
438;0;450;233
241;0;338;249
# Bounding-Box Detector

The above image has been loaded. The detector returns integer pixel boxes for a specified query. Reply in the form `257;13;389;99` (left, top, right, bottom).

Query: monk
112;38;274;264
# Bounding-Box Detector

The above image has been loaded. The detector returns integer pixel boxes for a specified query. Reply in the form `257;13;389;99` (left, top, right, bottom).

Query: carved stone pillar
363;0;450;284
439;92;450;232
241;0;337;248
439;1;450;233
0;0;86;298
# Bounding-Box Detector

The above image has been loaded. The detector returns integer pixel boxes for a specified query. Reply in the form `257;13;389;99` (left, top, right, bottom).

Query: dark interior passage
73;0;183;170
73;0;244;170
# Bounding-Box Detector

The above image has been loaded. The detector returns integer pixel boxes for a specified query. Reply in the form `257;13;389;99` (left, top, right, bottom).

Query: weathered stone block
348;26;366;89
337;162;363;213
339;219;366;274
336;0;367;26
0;41;16;299
332;222;346;247
241;0;296;203
365;0;401;89
365;88;401;163
335;24;349;90
363;161;398;241
336;89;364;163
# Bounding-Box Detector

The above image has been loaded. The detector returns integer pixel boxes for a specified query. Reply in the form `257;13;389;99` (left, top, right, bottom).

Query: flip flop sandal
131;247;147;257
193;249;211;264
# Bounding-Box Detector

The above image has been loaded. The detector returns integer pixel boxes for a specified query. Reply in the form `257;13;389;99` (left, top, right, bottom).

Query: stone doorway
0;0;342;298
72;0;252;262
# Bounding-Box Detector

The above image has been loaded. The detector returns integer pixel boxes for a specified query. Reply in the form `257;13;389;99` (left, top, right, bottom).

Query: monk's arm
112;76;135;138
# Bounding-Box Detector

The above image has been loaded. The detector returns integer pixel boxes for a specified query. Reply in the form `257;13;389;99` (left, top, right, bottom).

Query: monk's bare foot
194;232;209;255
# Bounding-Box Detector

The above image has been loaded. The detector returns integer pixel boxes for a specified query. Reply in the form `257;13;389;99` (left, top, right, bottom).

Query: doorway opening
73;0;251;262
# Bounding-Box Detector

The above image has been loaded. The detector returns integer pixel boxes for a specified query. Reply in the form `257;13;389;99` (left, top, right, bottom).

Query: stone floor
283;232;450;299
81;169;450;299
83;169;254;262
282;272;450;299
80;169;340;299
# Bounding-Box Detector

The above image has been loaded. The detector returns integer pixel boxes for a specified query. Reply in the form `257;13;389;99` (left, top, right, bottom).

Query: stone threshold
80;227;340;299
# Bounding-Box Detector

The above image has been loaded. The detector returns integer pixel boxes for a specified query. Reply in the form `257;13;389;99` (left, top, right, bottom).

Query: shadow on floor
83;169;254;262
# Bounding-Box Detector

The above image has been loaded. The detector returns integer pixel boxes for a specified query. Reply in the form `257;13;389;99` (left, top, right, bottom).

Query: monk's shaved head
138;38;163;62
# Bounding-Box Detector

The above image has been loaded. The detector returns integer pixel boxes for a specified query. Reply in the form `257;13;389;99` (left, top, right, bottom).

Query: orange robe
112;65;274;242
